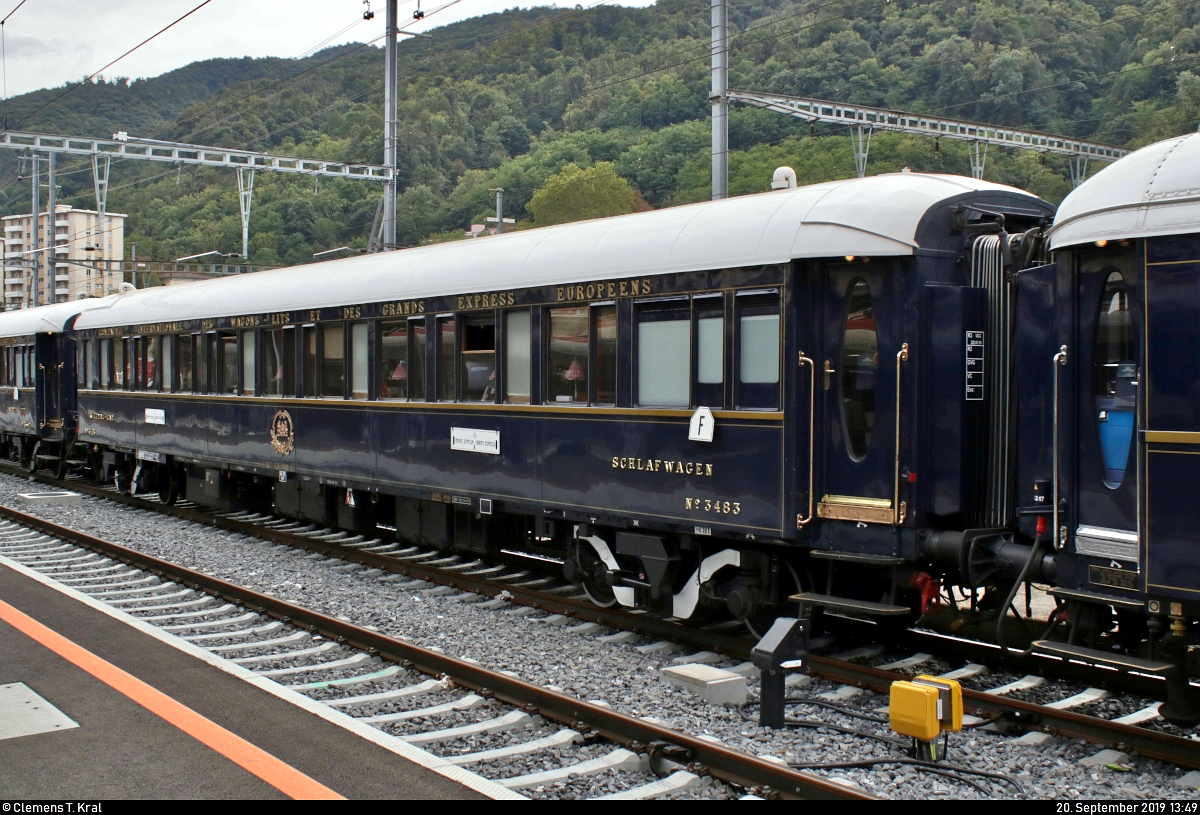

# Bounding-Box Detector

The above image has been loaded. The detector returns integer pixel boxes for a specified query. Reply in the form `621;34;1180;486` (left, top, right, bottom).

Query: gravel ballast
0;473;1195;799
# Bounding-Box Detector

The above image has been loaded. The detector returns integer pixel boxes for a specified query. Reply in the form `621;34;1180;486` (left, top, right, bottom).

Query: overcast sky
1;0;660;97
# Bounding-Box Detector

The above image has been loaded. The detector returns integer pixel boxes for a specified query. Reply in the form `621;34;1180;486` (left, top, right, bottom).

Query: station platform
0;556;509;800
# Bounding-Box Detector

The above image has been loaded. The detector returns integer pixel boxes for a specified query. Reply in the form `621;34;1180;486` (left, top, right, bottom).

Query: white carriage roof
1049;132;1200;250
0;296;120;338
75;173;1034;330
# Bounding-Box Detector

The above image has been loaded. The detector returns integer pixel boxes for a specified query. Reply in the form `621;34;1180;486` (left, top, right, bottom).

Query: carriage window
695;297;724;409
76;341;85;388
594;305;617;405
177;334;193;392
131;338;143;390
113;339;125;389
100;340;111;389
303;326;318;397
241;331;256;396
14;347;24;388
460;315;495;402
161;336;173;392
840;280;876;457
1094;271;1136;488
547;306;587;404
217;332;237;394
350;322;368;400
379;320;408;400
505;310;531;404
264;328;294;396
147;336;161;392
410;318;427;401
437;316;455;401
322;323;345;398
638;299;690;407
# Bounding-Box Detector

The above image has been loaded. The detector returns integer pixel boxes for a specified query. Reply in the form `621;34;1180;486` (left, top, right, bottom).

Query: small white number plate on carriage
136;450;161;463
451;427;500;455
144;408;165;425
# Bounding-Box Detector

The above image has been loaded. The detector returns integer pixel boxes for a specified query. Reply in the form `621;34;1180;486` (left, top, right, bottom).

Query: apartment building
3;205;126;308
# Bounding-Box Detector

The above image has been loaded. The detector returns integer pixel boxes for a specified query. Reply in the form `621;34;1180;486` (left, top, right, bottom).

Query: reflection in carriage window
410;318;427;400
840;280;877;459
161;336;173;392
177;334;193;392
147;336;161;392
638;299;689;407
303;326;318;397
218;332;238;394
505;311;530;404
437;317;456;402
694;296;724;409
1094;271;1136;487
264;328;293;396
112;339;125;389
460;314;495;402
14;347;23;388
594;305;617;406
76;341;84;388
737;292;780;410
350;322;368;400
241;331;256;396
547;307;588;404
322;323;345;398
100;340;111;389
379;320;408;400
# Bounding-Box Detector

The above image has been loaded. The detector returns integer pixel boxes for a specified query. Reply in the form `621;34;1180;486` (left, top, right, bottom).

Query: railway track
3;464;1199;782
0;499;868;800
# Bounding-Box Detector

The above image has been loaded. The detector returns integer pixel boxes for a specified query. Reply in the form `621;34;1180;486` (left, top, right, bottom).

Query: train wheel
743;559;804;640
575;541;617;608
52;446;68;480
157;464;178;505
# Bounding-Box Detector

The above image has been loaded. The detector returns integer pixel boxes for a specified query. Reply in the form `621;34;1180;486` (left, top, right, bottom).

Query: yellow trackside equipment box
888;675;963;742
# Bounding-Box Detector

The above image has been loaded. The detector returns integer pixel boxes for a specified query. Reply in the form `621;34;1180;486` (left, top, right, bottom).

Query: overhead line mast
710;0;728;201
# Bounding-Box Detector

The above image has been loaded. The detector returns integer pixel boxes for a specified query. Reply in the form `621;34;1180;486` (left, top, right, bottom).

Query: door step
1047;587;1143;611
790;591;911;617
1031;640;1174;675
810;550;904;567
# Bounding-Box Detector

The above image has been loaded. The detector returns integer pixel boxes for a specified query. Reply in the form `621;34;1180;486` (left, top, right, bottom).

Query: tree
527;162;636;226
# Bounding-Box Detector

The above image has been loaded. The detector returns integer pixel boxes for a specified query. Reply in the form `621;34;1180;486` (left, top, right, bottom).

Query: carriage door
35;334;62;430
816;262;903;525
1069;249;1141;589
1141;239;1200;601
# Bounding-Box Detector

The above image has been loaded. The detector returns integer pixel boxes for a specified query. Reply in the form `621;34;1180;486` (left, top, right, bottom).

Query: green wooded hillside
2;0;1198;266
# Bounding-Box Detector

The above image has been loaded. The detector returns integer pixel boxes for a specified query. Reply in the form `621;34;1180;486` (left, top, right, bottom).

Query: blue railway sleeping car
67;172;1053;635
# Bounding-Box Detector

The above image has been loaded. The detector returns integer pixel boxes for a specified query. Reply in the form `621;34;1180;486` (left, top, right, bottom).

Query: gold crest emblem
270;410;295;455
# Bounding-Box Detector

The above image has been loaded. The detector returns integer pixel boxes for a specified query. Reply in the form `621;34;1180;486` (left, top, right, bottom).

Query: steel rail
0;501;867;801
4;464;1199;771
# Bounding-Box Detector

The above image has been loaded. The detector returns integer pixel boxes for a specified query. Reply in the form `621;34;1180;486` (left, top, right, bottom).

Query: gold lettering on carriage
456;292;515;310
558;278;653;302
97;327;124;337
611;457;714;477
135;322;185;334
381;300;425;316
230;315;261;328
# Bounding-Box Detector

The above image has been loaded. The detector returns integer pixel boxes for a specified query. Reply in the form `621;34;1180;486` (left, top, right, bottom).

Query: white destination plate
136;450;162;463
144;408;165;425
451;427;500;455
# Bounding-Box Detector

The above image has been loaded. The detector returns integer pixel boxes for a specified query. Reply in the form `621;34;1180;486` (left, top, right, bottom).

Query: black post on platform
750;617;809;729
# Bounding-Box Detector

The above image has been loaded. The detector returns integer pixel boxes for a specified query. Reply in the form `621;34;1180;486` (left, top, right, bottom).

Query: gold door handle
797;352;815;527
823;359;835;390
